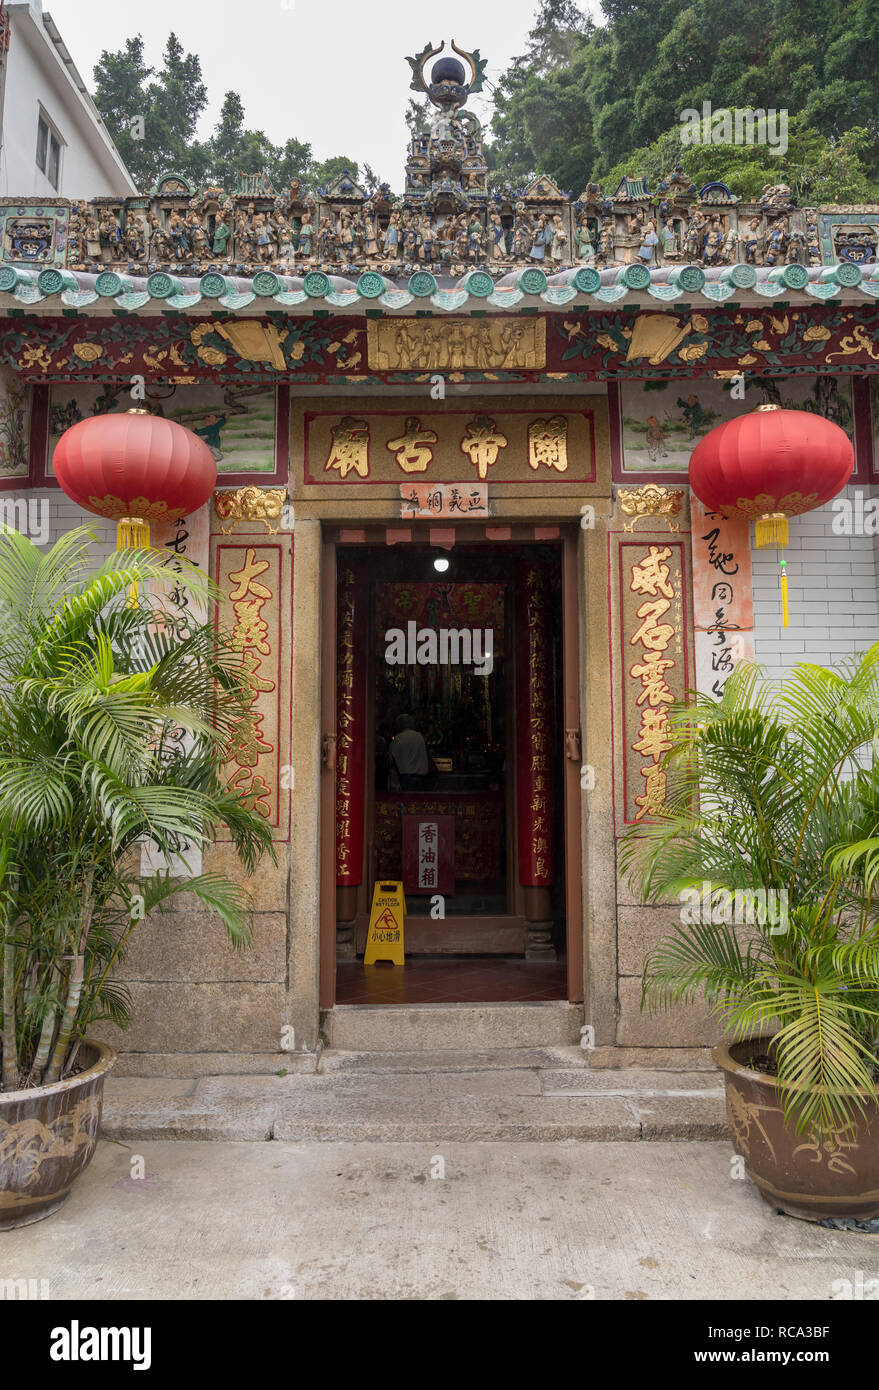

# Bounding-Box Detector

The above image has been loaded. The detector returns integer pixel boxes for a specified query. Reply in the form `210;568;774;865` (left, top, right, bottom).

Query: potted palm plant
619;647;879;1222
0;526;274;1228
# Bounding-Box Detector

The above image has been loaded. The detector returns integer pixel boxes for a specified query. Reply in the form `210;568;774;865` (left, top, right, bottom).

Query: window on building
36;115;62;190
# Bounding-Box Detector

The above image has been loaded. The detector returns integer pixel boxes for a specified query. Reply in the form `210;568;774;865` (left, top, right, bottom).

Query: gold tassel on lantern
754;511;789;549
117;516;150;604
754;510;790;629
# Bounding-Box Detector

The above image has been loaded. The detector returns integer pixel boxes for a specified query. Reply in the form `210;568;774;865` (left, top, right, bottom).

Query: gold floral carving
88;494;186;523
824;323;879;363
617;485;684;533
733;491;819;520
214;487;288;535
367;317;545;371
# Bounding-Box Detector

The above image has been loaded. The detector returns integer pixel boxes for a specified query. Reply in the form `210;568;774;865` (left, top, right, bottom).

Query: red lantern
53;408;217;552
689;403;853;626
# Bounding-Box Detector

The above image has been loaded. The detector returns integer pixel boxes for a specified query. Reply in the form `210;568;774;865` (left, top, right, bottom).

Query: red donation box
402;815;454;896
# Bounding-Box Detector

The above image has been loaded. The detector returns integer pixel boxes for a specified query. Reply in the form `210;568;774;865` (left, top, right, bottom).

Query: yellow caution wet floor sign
364;881;405;966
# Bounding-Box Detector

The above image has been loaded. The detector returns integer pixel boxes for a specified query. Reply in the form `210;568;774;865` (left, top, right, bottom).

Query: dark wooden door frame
319;530;586;1007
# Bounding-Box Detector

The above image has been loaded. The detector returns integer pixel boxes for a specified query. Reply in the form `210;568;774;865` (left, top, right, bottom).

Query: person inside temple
389;714;430;790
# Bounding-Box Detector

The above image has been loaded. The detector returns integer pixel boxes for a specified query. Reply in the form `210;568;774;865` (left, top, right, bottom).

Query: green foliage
619;648;879;1136
92;34;358;197
489;0;879;198
0;528;275;1090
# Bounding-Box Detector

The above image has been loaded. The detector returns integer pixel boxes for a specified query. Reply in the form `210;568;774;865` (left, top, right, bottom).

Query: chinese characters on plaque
690;496;755;700
402;815;455;896
302;401;596;486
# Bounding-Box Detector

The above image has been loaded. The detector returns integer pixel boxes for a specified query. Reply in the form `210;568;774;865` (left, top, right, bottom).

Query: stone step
100;1068;729;1144
318;1045;589;1074
322;1001;583;1052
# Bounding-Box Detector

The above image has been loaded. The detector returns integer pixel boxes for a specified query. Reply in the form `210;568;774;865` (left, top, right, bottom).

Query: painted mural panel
45;382;277;477
619;373;854;474
0;370;30;479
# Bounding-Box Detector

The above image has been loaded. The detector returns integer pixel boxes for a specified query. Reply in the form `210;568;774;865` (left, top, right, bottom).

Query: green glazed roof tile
217;292;255;309
487;289;524;307
165;293;203;310
272;291;308;306
61;290;99;307
543;286;577;304
805;282;840;299
379;290;413;309
595;285;628;302
431;290;469;310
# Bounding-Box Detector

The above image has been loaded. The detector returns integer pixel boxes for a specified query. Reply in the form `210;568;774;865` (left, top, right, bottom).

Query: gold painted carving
625;314;692;365
211;321;287;370
214;487;288;534
367;316;546;371
617;484;684;533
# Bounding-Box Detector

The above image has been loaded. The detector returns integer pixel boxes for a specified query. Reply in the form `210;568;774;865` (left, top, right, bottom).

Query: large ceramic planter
0;1040;115;1231
714;1039;879;1223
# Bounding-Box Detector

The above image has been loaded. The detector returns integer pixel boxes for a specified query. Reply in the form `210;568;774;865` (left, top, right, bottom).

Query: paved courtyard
4;1138;878;1301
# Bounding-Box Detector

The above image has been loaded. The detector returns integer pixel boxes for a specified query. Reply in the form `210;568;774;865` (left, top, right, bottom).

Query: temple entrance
322;534;583;1007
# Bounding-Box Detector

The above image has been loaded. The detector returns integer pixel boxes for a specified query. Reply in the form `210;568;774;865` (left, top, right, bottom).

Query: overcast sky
44;0;602;184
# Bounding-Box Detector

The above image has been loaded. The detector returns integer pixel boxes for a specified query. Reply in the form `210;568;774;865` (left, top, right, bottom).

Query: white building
0;1;136;199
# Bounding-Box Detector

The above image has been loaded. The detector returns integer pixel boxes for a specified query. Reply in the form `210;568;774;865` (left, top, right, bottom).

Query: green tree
310;155;360;191
488;0;879;198
93;32;210;189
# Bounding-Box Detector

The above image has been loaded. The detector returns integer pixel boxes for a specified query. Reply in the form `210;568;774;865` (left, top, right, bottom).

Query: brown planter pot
714;1038;879;1223
0;1040;115;1231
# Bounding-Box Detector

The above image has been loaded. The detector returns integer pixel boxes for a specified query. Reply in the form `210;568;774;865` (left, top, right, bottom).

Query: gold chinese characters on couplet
218;545;281;823
621;541;688;825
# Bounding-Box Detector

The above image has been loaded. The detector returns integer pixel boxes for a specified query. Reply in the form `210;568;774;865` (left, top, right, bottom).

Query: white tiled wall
752;483;879;679
30;487;117;555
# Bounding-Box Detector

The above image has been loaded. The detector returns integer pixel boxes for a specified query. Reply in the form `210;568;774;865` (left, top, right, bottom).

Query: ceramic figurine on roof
23;45;879;284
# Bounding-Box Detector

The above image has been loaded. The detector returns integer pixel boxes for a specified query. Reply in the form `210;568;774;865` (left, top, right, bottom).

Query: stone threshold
100;1053;729;1144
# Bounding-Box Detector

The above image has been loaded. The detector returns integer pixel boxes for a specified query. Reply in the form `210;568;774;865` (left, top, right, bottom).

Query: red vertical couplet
336;565;366;886
515;563;554;887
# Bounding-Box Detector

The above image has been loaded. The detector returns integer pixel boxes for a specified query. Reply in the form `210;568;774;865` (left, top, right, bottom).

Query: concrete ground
4;1138;879;1300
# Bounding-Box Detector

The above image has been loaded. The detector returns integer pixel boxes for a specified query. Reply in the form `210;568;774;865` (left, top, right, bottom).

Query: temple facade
2;41;879;1070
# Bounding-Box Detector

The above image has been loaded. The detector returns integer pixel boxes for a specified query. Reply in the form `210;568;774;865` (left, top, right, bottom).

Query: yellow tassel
117;517;150;551
780;565;789;629
755;512;789;548
116;517;150;605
